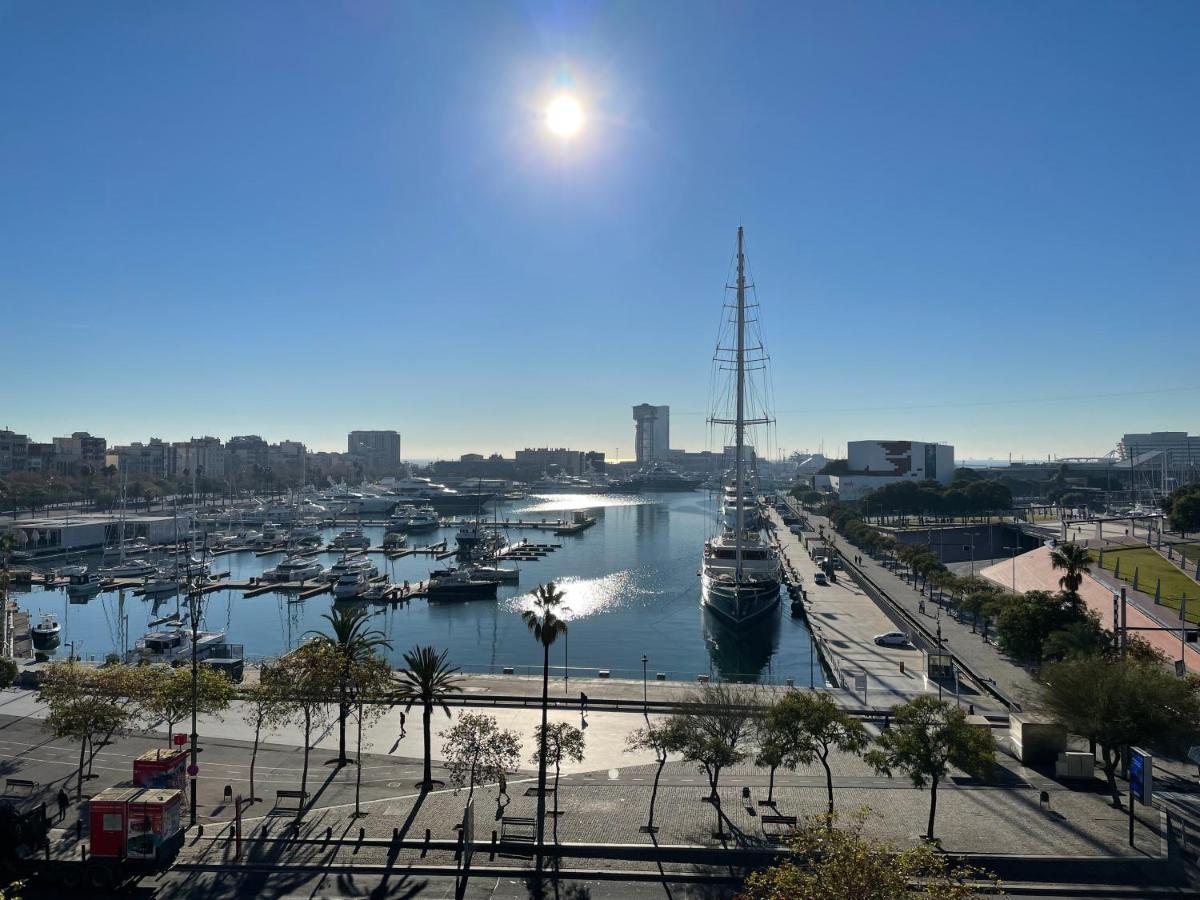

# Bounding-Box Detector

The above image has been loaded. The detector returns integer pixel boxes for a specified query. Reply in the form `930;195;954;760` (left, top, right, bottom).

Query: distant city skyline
4;4;1197;460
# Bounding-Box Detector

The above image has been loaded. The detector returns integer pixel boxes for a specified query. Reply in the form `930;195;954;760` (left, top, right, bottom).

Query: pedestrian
498;770;508;802
57;787;69;822
968;704;975;716
399;710;406;738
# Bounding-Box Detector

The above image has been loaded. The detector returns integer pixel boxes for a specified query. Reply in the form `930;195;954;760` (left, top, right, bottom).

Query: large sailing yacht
700;226;782;626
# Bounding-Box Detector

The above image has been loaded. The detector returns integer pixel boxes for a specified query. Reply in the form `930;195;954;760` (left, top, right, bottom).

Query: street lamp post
1003;545;1020;595
641;654;648;712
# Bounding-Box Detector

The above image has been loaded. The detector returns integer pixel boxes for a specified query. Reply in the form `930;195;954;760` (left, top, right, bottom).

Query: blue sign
1130;747;1153;806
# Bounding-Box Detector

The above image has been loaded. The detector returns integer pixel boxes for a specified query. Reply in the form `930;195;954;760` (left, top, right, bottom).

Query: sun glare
545;94;584;138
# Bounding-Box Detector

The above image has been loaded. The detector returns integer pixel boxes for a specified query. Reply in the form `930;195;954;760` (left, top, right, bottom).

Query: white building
831;440;955;501
633;404;670;463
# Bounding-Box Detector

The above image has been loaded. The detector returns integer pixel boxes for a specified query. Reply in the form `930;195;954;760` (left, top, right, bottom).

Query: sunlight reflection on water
516;493;655;514
502;570;652;621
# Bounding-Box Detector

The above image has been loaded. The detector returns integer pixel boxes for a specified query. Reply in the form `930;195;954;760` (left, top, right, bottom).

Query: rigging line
674;383;1200;417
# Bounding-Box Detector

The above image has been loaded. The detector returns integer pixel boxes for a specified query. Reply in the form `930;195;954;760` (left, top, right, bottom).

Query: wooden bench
500;816;537;843
274;790;308;811
5;778;38;795
761;814;798;843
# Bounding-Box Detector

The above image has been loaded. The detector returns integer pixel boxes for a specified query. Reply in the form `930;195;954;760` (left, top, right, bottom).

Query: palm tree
1049;542;1091;598
393;645;462;789
306;607;392;766
522;582;568;871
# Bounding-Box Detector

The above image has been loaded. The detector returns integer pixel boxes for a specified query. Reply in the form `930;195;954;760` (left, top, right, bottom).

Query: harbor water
17;493;817;683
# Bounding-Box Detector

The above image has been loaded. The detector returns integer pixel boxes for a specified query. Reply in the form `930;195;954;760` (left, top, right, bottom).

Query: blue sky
2;1;1197;461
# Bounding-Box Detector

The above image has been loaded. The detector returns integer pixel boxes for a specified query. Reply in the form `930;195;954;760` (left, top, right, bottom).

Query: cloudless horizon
3;1;1198;461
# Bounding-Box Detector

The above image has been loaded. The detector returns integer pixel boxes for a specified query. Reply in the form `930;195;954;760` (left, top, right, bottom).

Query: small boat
55;564;89;579
501;490;528;501
31;612;61;646
65;572;104;597
101;559;158;579
383;531;408;549
141;572;181;595
363;583;391;603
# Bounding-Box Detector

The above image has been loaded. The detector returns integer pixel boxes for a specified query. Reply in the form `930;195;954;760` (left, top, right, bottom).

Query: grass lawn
1090;546;1200;621
1173;542;1200;569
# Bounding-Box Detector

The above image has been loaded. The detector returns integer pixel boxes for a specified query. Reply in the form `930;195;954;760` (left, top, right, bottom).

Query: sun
545;94;584;138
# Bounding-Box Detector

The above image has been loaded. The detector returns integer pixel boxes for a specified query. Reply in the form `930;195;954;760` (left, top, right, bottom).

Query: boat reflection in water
700;605;780;683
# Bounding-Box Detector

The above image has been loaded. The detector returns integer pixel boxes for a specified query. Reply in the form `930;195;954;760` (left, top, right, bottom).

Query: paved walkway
769;511;985;709
802;506;1041;709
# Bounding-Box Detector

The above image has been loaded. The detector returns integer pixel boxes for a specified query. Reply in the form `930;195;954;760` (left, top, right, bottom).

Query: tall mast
734;226;746;581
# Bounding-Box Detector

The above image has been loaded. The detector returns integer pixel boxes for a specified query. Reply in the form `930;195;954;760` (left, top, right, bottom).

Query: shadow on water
701;606;781;682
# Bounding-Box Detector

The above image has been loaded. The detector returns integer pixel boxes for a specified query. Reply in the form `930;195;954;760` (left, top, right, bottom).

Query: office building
632;404;670;463
1120;432;1200;468
830;440;955;501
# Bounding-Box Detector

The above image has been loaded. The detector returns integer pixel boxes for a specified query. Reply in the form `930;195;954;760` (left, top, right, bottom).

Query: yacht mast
734;225;746;582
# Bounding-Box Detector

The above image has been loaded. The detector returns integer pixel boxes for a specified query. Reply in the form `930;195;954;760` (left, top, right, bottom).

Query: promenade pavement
0;709;1162;884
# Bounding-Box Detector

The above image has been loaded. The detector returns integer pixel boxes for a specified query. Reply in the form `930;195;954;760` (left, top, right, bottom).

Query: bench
274;790;308;811
500;816;537;843
761;814;798;843
5;778;38;795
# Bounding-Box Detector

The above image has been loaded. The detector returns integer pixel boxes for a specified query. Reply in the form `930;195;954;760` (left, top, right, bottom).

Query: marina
8;492;817;682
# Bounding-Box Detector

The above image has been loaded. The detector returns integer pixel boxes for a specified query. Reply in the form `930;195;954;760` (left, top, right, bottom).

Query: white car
873;631;908;647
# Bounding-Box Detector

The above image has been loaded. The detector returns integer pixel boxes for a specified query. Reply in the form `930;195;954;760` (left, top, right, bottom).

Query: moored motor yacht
264;556;325;583
333;569;372;599
426;567;499;601
397;507;440;532
323;557;378;583
331;529;370;549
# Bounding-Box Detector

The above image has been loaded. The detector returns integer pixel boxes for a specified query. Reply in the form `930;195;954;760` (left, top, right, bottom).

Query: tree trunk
300;709;311;804
1102;746;1122;806
421;702;433;789
77;737;87;801
926;776;939;841
767;765;776;804
249;718;261;802
820;754;835;823
354;702;363;817
337;669;348;766
710;765;723;835
535;640;550;871
552;760;561;843
647;754;665;830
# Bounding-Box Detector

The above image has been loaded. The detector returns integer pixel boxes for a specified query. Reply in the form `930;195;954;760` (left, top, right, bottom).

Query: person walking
57;787;70;822
399;710;406;739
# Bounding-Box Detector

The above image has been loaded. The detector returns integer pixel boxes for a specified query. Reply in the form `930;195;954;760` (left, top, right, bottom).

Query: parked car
873;631;908;647
813;572;828;586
